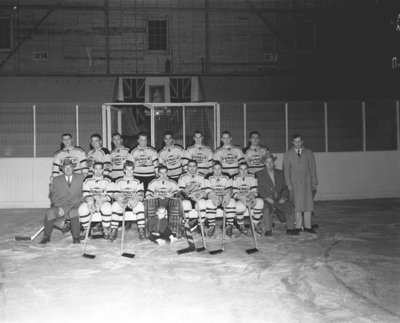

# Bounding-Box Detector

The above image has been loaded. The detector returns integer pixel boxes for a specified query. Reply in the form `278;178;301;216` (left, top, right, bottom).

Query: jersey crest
221;153;238;164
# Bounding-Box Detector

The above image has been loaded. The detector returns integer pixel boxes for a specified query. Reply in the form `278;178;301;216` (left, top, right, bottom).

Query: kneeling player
204;162;236;237
178;159;207;232
110;162;145;241
233;162;264;234
78;162;113;239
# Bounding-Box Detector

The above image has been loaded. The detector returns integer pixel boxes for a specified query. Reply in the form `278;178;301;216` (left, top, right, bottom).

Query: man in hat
283;134;318;233
255;153;297;236
40;159;85;244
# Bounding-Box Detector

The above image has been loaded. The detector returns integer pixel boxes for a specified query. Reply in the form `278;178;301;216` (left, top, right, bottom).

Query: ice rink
0;199;399;323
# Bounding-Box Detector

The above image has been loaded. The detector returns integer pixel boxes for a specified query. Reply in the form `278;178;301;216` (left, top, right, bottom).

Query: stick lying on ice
14;226;44;241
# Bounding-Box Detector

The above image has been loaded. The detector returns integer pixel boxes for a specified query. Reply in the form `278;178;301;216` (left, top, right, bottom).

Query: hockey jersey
110;146;130;180
243;145;269;174
183;145;213;176
112;177;144;202
232;173;258;199
146;178;179;199
87;147;112;176
82;175;112;202
178;173;206;194
127;146;159;178
213;145;244;178
204;174;232;197
52;146;87;177
158;145;184;179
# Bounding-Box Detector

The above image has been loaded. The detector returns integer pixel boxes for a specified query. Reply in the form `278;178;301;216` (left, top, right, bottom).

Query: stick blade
209;249;223;255
121;252;135;258
196;247;206;253
14;236;31;241
177;246;196;255
245;248;259;254
82;253;96;259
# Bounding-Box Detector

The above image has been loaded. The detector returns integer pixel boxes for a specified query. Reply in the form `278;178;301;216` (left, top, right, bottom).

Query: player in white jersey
51;133;88;181
146;165;182;237
110;132;130;181
127;132;159;191
87;134;112;177
178;159;207;231
233;162;264;234
110;162;145;241
213;130;244;178
183;130;213;176
78;162;113;239
204;161;236;237
243;131;270;174
158;131;184;182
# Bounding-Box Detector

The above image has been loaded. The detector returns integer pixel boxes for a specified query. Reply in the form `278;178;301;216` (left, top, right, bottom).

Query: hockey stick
195;203;206;252
246;207;259;254
209;205;225;255
121;210;135;258
14;226;44;241
177;199;196;255
82;209;96;259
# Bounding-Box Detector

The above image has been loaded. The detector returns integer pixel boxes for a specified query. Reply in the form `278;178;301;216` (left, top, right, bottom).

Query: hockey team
41;129;318;246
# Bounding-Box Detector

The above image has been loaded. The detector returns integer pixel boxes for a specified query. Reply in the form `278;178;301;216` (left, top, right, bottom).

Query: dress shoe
264;230;272;237
304;227;316;234
39;236;50;244
287;229;300;236
61;221;71;234
73;238;80;244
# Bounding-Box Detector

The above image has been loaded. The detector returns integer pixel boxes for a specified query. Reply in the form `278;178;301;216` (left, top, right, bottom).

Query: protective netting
327;101;363;152
246;102;286;152
184;105;215;148
154;106;184;150
0;104;33;157
365;100;397;151
78;104;102;152
220;103;245;147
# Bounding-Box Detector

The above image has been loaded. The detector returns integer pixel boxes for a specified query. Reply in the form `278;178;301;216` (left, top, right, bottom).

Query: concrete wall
0;151;399;208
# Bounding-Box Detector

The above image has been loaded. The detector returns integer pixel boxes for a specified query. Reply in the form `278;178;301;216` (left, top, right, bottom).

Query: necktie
68;176;72;187
297;149;301;157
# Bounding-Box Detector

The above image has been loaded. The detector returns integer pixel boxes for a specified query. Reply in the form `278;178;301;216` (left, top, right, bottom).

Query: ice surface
0;199;399;323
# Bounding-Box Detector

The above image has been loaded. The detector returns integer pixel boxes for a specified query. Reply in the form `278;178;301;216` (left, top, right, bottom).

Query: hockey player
243;131;270;174
127;132;159;191
204;161;236;237
158;131;184;182
178;159;207;231
78;162;113;239
110;132;130;181
110;162;145;241
87;134;112;177
183;130;213;176
233;162;264;234
146;165;182;237
213;131;244;178
51;133;88;181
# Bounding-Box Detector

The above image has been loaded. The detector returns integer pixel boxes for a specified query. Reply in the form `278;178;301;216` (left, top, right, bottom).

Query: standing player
87;134;112;177
51;133;88;181
110;132;130;181
183;130;213;176
213;131;244;178
178;159;207;232
204;161;236;237
127;132;159;191
146;165;182;237
110;162;145;241
233;162;264;234
78;162;113;239
158;131;184;182
243;131;270;174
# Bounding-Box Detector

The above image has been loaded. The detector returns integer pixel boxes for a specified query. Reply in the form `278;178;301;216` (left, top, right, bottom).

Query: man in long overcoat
283;134;318;233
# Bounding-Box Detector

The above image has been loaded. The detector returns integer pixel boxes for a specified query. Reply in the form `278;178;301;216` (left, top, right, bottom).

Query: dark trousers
44;206;81;239
149;227;173;243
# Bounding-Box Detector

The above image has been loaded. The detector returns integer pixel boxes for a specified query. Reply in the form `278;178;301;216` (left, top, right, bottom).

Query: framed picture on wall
150;85;165;103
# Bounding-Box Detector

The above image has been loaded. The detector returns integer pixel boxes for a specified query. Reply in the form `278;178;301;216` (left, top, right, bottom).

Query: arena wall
1;151;399;208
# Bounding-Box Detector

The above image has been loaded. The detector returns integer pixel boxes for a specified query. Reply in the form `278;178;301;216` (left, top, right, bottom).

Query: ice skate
138;227;146;240
226;224;233;237
207;225;216;237
110;228;118;242
103;227;111;240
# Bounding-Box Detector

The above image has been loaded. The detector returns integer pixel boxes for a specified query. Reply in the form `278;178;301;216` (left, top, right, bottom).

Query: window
295;20;315;52
0;17;12;51
148;20;167;51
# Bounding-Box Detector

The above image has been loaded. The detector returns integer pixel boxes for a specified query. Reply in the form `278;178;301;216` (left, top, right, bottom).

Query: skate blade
121;252;135;258
245;248;259;254
209;249;223;255
177;246;196;255
196;247;206;253
14;237;32;241
82;253;96;259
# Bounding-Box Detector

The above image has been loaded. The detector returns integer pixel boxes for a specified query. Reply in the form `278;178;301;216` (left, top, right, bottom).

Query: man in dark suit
255;153;297;236
40;159;85;244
